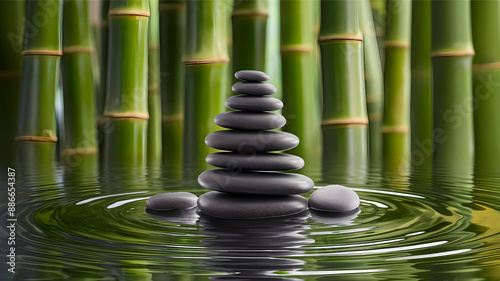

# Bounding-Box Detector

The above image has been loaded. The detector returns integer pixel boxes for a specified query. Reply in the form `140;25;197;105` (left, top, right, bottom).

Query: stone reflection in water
198;210;313;280
309;208;360;226
145;208;199;225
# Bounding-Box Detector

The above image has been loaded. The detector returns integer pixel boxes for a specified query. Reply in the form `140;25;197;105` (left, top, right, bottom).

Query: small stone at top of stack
197;70;314;219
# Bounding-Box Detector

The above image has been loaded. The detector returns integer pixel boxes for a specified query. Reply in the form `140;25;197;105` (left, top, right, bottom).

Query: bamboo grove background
1;0;500;181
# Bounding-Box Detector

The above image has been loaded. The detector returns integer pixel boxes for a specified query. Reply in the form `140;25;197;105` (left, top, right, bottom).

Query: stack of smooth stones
197;70;314;219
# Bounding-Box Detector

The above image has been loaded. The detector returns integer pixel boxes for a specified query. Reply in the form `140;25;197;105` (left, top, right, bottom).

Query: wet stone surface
146;192;198;211
308;185;360;212
198;169;314;195
234;70;270;82
197;191;308;219
205;130;299;152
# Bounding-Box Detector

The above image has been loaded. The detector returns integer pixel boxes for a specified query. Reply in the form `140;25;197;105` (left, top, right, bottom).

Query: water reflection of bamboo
411;171;478;280
471;173;500;279
198;211;313;280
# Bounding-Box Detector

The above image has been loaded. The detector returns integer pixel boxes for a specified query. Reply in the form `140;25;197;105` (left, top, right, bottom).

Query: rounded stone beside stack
197;70;314;219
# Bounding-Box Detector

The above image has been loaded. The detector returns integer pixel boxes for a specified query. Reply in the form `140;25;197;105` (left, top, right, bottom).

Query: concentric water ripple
3;165;500;280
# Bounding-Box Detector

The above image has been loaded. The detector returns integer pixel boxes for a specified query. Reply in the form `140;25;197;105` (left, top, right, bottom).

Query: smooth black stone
225;95;283;111
198;169;314;195
232;81;277;96
205;130;299;152
197;191;308;219
308;185;360;212
145;192;198;211
234;70;270;82
214;111;286;130
206;152;304;171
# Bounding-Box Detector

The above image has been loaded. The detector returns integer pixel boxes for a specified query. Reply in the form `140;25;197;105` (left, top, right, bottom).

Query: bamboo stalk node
384;41;410;49
60;147;98;157
473;61;500;71
431;51;475;58
321;118;369;126
15;136;58;142
0;71;22;78
159;3;186;11
375;26;384;37
108;10;150;17
148;86;160;94
280;45;313;53
22;50;62;56
319;35;363;44
231;11;268;18
184;57;230;66
63;46;93;54
104;112;150;120
368;113;381;122
380;126;409;134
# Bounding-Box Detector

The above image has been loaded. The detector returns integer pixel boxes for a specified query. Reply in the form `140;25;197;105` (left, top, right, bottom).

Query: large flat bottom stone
198;169;314;195
198;191;308;219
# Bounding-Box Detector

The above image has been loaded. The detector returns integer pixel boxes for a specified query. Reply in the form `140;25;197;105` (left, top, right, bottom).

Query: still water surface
2;159;500;280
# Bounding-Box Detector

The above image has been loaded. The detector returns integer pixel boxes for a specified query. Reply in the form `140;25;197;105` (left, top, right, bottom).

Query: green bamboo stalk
0;0;24;167
60;0;98;163
17;0;62;167
265;0;282;103
184;0;229;175
280;0;321;175
97;0;110;162
370;0;385;62
382;0;411;173
471;0;500;173
88;1;101;100
410;0;432;171
319;0;368;182
431;0;474;175
232;0;267;75
159;0;185;168
361;0;384;166
148;0;162;166
103;0;150;167
98;0;110;118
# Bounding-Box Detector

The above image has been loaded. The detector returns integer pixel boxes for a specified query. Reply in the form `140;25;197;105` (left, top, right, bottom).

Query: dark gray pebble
226;95;283;111
232;81;277;96
198;169;314;195
308;185;360;212
145;192;198;211
206;152;304;171
197;191;308;219
234;70;270;82
215;111;286;130
205;130;299;152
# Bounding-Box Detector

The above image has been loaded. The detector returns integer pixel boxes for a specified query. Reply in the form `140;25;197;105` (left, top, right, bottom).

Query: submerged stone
225;95;283;111
234;70;270;82
146;192;198;211
214;111;286;130
232;81;277;96
205;130;299;152
206;152;304;171
198;191;308;219
198;169;314;195
308;185;360;212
